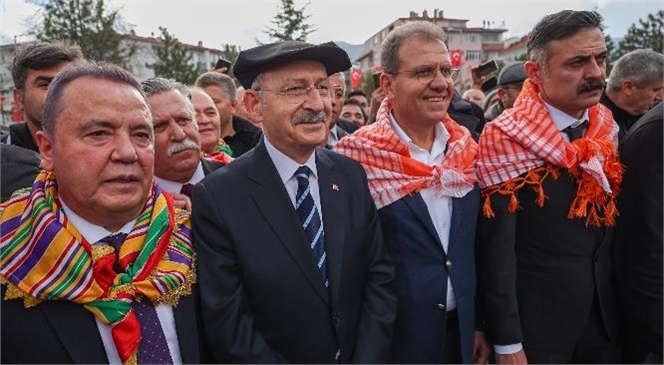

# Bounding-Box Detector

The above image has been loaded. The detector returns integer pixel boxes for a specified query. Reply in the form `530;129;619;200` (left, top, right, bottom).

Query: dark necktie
563;119;589;141
180;183;194;198
99;233;174;364
294;166;329;288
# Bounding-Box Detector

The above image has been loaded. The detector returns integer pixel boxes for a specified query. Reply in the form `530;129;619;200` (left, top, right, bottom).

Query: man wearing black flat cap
192;40;397;363
484;61;527;122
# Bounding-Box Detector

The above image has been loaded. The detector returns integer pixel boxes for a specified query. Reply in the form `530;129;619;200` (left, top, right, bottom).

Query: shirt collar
60;199;136;245
264;137;318;185
541;97;590;131
389;111;450;157
154;161;204;194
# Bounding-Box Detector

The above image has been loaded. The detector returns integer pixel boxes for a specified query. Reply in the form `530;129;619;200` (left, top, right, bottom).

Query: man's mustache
167;139;199;157
577;78;605;94
293;111;327;125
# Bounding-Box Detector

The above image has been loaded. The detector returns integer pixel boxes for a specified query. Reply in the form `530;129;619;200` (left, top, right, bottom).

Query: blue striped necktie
294;166;329;288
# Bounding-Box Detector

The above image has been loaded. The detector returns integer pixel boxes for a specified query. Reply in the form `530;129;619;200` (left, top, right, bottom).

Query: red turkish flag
450;50;462;67
350;68;362;89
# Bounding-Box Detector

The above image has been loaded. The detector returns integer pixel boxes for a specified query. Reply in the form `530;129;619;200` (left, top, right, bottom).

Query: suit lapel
248;142;330;304
402;193;444;250
173;294;198;363
40;301;108;364
316;150;344;304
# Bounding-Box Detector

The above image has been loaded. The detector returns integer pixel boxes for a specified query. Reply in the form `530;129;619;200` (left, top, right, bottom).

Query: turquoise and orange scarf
0;170;195;364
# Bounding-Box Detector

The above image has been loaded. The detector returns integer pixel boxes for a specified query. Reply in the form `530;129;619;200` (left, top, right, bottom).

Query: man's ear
621;79;635;96
244;90;264;124
13;88;24;111
230;98;238;113
381;74;394;100
524;60;541;85
36;130;54;170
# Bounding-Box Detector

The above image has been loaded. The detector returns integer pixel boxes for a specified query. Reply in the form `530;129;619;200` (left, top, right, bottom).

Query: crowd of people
1;9;662;365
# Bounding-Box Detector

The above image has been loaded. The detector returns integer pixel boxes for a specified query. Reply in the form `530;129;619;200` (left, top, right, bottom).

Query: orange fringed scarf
477;79;623;227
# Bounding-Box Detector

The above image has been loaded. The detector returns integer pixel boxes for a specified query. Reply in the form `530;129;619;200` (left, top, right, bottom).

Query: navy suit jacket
378;188;480;364
1;285;201;364
192;141;397;363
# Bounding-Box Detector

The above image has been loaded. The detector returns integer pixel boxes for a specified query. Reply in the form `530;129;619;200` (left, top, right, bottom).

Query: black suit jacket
192;141;397;363
1;285;201;364
201;158;225;175
613;105;663;362
476;170;619;352
1;144;41;202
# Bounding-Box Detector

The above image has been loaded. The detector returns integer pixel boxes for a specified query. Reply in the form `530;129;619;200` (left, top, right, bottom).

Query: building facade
0;33;223;130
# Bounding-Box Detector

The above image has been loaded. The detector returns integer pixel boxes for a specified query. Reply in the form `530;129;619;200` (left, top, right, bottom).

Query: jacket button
436;303;446;311
446;260;452;267
332;313;341;325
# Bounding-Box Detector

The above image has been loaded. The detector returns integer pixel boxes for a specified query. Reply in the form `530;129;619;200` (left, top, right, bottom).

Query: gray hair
12;40;84;91
141;77;190;98
607;49;664;91
527;10;604;67
381;21;446;74
194;72;237;100
42;60;146;137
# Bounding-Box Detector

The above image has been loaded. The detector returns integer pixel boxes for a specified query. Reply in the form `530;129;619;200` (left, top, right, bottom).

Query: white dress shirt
264;137;323;222
59;199;183;365
543;99;590;141
389;113;456;311
328;124;341;148
154;162;205;194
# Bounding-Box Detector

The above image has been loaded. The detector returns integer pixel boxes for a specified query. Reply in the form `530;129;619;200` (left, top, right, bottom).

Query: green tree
616;10;663;58
604;34;616;74
264;0;316;42
36;0;134;67
147;27;199;85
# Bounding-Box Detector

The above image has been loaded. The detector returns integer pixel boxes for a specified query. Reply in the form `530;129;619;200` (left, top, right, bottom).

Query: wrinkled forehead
262;60;329;85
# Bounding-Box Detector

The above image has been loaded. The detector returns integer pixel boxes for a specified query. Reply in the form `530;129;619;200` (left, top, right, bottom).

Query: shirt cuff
494;343;523;354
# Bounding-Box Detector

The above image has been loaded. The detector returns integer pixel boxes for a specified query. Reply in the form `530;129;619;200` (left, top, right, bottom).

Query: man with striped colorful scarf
335;21;490;364
475;10;621;364
1;61;200;364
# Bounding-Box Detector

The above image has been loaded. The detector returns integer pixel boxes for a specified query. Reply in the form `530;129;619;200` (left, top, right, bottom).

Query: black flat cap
497;61;527;86
233;41;351;89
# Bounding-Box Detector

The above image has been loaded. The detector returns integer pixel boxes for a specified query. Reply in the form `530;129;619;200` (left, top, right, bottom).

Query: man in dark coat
193;41;397;363
613;104;663;364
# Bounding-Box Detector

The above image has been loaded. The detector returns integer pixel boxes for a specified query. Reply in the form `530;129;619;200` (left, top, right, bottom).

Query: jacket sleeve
192;182;287;364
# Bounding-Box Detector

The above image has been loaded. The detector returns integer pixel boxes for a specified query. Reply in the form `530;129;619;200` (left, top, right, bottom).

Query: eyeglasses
386;65;461;85
255;84;331;104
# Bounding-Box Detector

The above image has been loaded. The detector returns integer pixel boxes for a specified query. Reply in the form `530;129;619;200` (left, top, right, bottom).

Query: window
466;51;482;61
467;34;477;43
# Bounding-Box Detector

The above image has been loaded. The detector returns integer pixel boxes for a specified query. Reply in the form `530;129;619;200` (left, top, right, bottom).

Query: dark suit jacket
0;285;201;364
192;141;397;363
476;170;619;352
4;122;40;152
201;158;225;175
613;105;663;362
378;189;480;364
1;144;41;202
224;115;261;157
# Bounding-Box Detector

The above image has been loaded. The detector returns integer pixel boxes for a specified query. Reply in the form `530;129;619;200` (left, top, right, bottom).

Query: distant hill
334;41;364;63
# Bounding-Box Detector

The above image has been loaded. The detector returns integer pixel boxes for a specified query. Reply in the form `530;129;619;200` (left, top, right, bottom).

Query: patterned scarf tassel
481;165;558;218
1;279;42;308
566;141;623;227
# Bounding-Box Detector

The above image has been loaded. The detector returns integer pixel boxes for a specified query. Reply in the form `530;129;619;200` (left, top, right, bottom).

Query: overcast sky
1;0;661;50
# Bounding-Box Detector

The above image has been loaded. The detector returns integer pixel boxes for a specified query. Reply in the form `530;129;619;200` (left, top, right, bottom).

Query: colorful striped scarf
203;137;234;165
0;170;195;364
334;98;477;208
477;79;623;226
